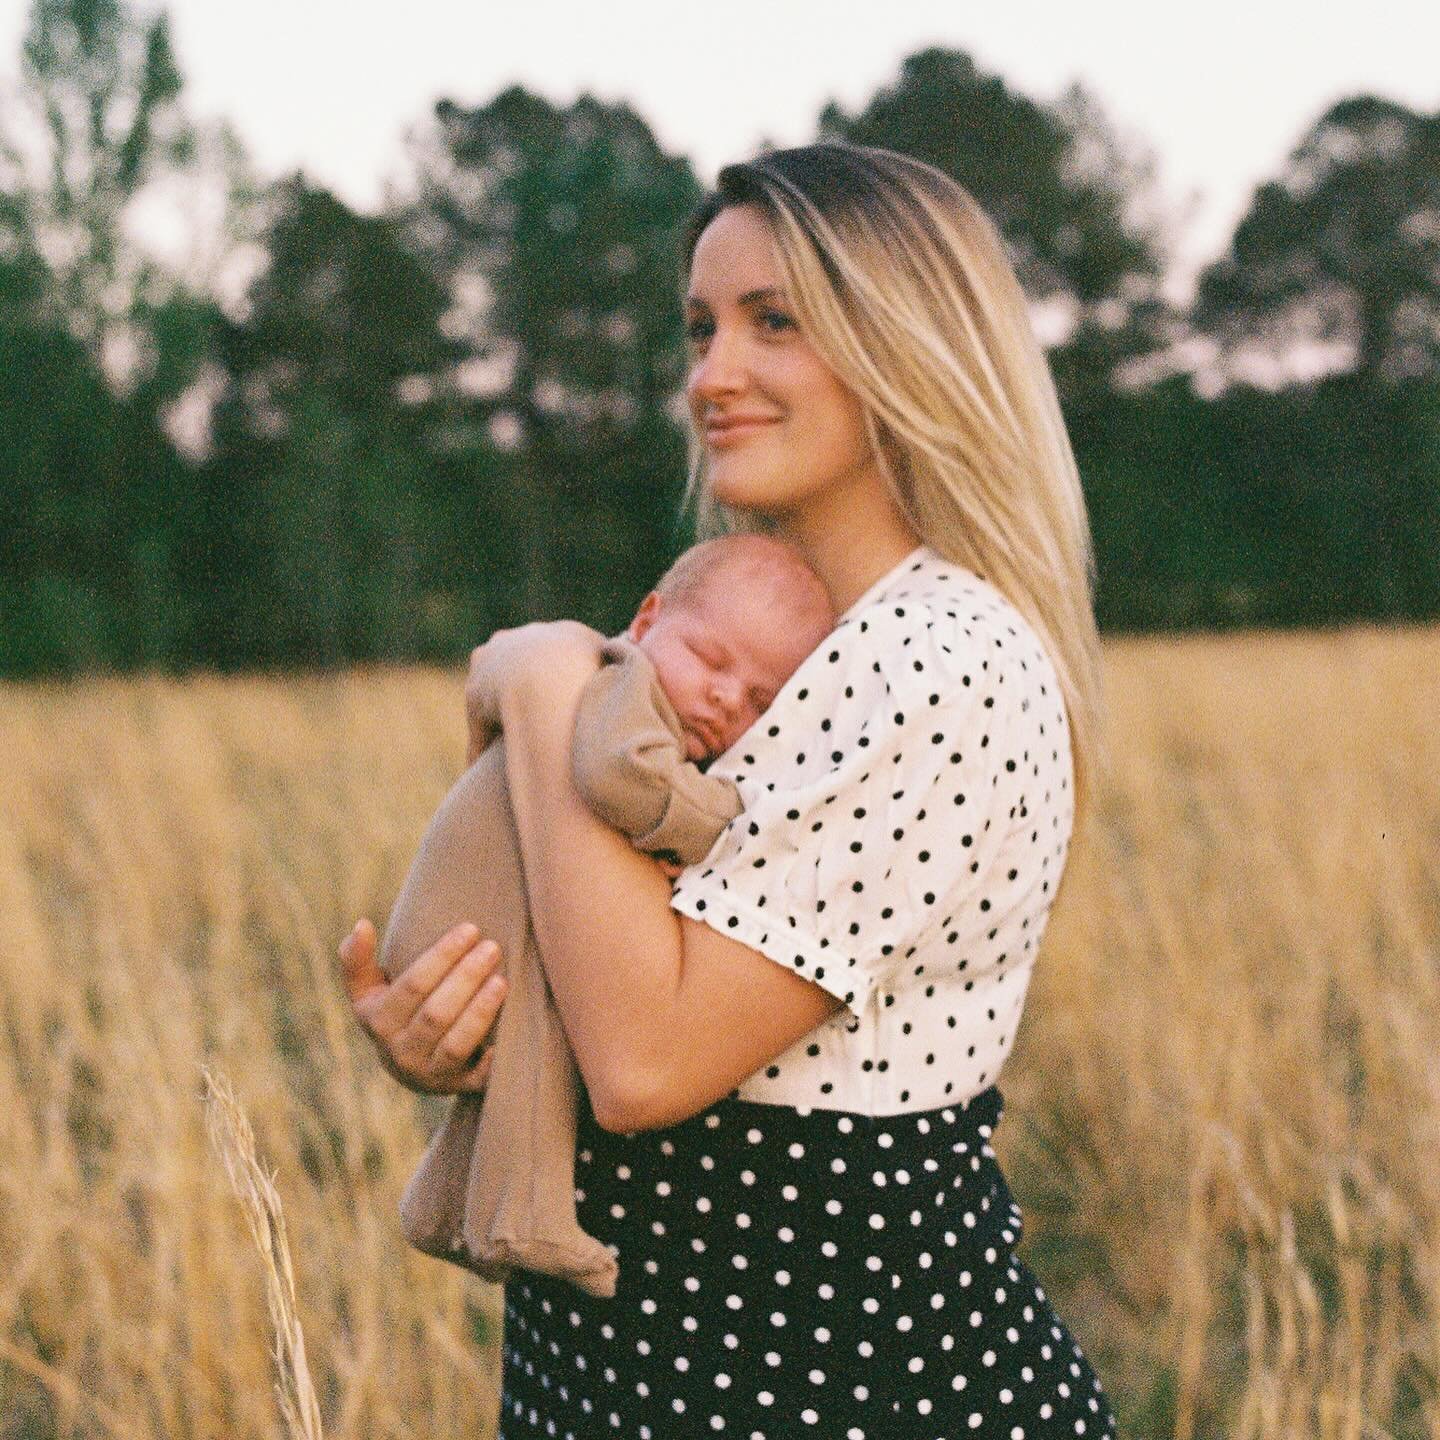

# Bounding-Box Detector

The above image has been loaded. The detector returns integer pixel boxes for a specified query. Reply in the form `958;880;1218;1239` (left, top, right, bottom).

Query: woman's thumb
338;917;382;1001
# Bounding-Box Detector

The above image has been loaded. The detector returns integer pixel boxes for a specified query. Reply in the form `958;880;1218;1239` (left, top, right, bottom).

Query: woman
341;142;1116;1438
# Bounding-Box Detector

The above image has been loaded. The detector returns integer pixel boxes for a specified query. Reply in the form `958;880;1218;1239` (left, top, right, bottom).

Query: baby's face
628;582;819;761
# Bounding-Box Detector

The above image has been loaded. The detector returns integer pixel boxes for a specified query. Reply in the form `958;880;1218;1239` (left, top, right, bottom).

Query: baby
379;534;835;1298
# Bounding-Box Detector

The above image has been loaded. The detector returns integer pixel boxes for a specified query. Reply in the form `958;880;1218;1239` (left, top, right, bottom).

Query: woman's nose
687;330;747;403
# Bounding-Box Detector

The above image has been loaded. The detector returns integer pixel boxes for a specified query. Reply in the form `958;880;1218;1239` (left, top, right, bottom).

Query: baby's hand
465;619;603;763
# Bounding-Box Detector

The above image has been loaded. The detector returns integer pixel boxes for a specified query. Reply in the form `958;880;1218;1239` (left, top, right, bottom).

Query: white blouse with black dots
669;543;1074;1118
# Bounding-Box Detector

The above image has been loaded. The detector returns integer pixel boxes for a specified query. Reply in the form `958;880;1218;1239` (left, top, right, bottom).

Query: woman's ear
627;591;663;642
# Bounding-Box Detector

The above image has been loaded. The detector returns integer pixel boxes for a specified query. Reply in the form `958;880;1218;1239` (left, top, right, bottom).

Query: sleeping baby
379;533;835;1297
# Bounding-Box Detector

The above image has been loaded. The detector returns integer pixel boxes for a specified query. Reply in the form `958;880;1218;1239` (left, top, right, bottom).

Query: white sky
2;0;1438;303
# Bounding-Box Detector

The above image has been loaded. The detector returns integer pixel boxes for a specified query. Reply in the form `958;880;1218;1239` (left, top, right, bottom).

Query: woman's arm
482;625;843;1134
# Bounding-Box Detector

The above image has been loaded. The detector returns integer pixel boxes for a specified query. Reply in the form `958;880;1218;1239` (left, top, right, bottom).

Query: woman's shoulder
821;545;1060;705
710;544;1065;798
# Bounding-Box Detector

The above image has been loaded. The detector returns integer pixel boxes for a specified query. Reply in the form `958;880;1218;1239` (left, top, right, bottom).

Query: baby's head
627;535;836;761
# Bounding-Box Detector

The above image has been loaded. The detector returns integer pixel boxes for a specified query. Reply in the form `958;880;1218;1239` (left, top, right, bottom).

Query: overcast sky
2;0;1437;301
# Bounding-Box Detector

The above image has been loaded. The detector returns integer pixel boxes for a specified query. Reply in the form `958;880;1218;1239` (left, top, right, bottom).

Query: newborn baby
379;534;835;1297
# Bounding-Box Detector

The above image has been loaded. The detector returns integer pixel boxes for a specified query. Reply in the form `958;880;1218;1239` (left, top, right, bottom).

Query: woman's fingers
339;917;508;1092
408;935;506;1056
374;921;485;1030
382;927;507;1089
457;1044;496;1095
432;971;509;1080
338;917;384;1006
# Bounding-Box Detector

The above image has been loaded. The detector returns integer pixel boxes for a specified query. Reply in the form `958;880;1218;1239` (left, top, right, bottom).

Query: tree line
1;0;1437;678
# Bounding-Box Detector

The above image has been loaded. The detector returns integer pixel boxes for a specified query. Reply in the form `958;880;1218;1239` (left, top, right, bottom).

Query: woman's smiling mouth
705;415;780;447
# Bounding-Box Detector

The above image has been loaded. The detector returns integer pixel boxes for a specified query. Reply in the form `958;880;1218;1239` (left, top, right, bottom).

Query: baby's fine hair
654;535;835;650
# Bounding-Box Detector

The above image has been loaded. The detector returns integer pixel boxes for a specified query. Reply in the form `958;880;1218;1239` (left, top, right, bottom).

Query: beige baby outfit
379;633;743;1297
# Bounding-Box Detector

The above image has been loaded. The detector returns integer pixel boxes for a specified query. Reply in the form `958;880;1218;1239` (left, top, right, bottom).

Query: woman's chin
706;462;793;515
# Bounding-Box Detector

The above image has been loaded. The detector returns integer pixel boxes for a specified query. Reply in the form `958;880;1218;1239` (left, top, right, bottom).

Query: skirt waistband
581;1084;1019;1251
641;1084;1005;1153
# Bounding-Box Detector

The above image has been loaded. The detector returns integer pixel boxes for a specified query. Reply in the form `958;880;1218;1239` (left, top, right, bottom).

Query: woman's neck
774;472;922;617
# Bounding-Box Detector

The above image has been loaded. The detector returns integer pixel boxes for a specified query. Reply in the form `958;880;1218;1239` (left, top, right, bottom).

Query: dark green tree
0;245;194;673
817;48;1178;404
1194;97;1440;384
0;0;260;675
200;179;469;666
0;0;187;356
403;87;703;626
2;0;263;405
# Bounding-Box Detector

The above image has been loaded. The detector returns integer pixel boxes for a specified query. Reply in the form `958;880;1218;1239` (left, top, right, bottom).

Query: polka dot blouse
669;542;1074;1116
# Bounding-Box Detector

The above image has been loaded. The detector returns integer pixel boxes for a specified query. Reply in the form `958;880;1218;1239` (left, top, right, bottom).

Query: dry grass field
1;624;1436;1439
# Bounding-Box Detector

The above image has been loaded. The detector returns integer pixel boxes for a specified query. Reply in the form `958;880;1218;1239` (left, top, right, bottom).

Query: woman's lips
705;417;779;447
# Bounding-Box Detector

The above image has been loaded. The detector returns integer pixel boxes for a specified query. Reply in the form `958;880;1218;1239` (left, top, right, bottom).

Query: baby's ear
628;591;663;641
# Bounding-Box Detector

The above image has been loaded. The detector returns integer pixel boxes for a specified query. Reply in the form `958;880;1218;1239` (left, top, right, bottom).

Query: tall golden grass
1;625;1435;1439
203;1066;324;1440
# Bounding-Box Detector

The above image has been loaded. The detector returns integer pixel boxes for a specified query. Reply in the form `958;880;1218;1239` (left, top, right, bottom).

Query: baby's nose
710;673;743;711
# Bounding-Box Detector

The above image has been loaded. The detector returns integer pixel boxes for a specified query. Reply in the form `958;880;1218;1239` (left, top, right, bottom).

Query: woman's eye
685;311;793;345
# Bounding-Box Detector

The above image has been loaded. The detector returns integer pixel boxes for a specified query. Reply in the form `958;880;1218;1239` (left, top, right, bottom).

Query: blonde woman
341;142;1117;1438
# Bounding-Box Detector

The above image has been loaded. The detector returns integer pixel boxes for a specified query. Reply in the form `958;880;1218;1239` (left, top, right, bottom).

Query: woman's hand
465;619;605;763
338;917;509;1094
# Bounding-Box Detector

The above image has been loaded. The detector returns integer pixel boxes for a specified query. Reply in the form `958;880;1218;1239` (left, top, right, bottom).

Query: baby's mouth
684;720;716;757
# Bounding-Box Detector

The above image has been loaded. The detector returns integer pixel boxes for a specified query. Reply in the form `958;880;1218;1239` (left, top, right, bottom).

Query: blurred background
2;0;1437;677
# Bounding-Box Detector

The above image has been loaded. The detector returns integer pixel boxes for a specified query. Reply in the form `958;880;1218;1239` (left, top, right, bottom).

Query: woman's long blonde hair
680;142;1107;831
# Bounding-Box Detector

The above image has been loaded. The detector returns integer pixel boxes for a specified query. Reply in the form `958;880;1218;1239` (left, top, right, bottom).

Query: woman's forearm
498;675;689;1129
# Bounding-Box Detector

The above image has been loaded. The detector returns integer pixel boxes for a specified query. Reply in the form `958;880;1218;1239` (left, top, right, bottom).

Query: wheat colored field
1;625;1436;1440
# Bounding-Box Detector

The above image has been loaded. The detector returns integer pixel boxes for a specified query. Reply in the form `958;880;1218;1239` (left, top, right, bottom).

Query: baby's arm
571;639;743;871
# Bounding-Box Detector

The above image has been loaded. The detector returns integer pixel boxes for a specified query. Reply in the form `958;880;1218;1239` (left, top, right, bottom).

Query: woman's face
684;204;880;520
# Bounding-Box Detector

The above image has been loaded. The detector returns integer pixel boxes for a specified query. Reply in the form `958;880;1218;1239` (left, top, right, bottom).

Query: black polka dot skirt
499;1087;1116;1439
